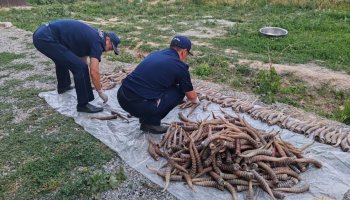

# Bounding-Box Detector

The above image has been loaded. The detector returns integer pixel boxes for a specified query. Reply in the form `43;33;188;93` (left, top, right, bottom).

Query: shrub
335;99;350;124
193;63;213;77
235;64;252;76
254;67;281;103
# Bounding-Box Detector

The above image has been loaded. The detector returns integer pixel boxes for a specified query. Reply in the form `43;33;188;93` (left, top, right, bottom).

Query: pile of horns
99;68;350;152
147;113;322;200
195;83;350;152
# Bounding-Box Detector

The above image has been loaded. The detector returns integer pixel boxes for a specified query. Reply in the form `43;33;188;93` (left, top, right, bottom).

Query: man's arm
89;57;102;90
90;57;108;103
185;90;199;104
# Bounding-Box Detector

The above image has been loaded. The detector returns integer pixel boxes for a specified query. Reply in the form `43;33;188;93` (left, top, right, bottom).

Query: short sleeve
89;42;103;62
178;65;194;93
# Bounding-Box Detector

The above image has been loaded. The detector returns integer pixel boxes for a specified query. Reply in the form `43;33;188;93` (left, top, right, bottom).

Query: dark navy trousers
117;85;185;126
33;25;94;105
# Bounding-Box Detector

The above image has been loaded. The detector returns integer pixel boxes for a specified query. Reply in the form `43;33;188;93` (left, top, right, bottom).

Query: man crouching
117;35;199;134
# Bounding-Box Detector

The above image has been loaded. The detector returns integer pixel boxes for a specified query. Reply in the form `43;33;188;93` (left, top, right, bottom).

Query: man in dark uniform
33;19;120;113
117;35;199;134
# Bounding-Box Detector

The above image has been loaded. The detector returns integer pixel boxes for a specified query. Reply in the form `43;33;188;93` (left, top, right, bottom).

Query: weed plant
335;99;350;124
254;67;281;103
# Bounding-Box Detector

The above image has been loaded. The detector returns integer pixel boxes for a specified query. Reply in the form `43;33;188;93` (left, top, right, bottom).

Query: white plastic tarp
39;86;350;200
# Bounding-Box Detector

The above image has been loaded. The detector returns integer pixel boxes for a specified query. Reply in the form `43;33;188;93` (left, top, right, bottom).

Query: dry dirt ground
238;59;350;90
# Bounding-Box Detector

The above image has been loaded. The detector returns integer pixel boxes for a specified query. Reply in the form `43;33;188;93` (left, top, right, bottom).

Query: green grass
212;4;350;71
39;60;52;66
0;74;10;79
55;167;126;199
8;63;35;71
105;50;137;64
193;63;213;77
0;74;122;199
0;110;121;199
1;0;350;197
0;7;128;192
0;52;25;66
26;74;55;82
254;67;282;103
2;1;349;73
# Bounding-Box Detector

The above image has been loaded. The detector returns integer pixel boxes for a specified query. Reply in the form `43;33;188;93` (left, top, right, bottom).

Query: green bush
335;99;350;124
235;64;252;76
194;54;230;69
57;167;126;198
254;67;281;103
193;63;213;77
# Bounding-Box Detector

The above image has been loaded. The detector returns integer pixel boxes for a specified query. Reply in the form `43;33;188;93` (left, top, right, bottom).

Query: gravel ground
0;25;176;200
100;157;176;200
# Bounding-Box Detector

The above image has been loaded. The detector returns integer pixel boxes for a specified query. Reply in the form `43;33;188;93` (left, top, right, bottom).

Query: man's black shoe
77;103;103;113
140;123;168;134
58;85;74;94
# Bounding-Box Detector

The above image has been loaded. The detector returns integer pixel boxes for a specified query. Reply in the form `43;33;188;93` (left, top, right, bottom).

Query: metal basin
259;27;288;37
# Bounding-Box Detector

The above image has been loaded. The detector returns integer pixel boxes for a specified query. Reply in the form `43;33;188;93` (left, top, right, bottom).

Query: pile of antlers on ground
98;69;350;152
194;82;350;152
100;67;134;90
147;113;322;200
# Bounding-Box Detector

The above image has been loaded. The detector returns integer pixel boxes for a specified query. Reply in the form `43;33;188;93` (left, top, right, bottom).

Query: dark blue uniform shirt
122;48;194;99
48;19;105;61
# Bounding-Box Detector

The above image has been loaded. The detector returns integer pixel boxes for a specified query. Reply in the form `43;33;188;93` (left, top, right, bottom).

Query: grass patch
0;79;24;91
139;44;159;54
0;79;45;109
39;61;52;66
55;167;126;199
2;0;349;72
0;74;10;79
213;4;350;72
26;74;55;82
254;67;281;104
8;63;34;71
0;108;119;199
0;40;121;198
25;42;35;50
230;64;254;89
193;63;213;77
0;52;25;66
105;50;137;64
334;99;350;124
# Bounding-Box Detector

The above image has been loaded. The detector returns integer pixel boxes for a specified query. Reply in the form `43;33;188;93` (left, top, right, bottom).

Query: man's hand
97;90;108;103
185;90;200;105
191;97;200;104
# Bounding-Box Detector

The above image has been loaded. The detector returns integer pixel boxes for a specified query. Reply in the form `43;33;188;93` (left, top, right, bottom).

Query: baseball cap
170;35;193;55
106;32;120;55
